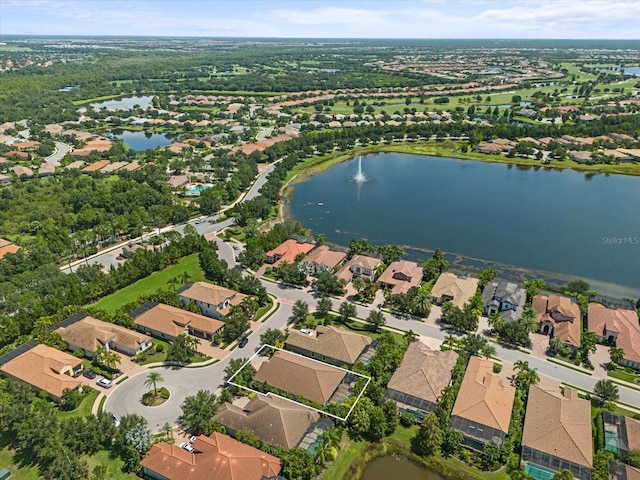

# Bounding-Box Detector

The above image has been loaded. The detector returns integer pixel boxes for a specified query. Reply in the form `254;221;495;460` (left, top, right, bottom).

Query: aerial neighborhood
0;31;640;480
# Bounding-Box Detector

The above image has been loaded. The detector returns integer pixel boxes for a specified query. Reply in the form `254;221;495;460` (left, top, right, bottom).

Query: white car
179;442;195;453
300;329;314;336
96;377;112;389
189;436;198;444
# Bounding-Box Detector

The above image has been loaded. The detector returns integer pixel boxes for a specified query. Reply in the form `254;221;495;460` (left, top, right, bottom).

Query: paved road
45;141;71;167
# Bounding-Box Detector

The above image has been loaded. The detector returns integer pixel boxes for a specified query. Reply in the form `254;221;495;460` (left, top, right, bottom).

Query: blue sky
1;0;639;39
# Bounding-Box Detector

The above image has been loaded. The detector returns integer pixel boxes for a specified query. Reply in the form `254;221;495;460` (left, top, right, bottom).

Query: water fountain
353;156;367;183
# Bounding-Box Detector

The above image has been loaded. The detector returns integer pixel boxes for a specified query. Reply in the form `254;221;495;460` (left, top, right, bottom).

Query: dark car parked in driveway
83;370;97;379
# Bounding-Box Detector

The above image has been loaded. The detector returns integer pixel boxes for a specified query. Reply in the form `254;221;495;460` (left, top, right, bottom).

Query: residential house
0;242;20;260
301;245;347;274
168;175;189;189
213;393;321;449
609;460;640;480
603;411;640;461
254;350;346;405
38;163;55;177
588;303;640;369
451;356;515;450
265;237;316;268
140;432;283;480
132;301;224;341
284;325;372;368
0;342;83;401
482;279;527;322
474;142;504;154
385;341;458;420
568;150;593;162
12;165;33;177
532;295;581;348
54;314;152;357
431;272;479;308
521;386;592;480
81;160;110;173
337;254;382;282
0;174;12;185
377;260;424;295
64;160;86;170
177;281;247;320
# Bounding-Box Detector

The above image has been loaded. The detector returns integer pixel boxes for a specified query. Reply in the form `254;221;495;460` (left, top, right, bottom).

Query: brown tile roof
134;303;224;337
178;282;246;308
38;163;56;176
12;165;34;177
386;341;458;404
64;160;86;170
522;386;592;468
285;325;372;366
55;316;151;355
0;238;11;248
0;244;20;260
304;245;347;270
377;260;423;295
168;175;189;188
337;254;382;280
254;350;346;405
82;160;110;172
266;239;316;268
121;161;140;171
588;303;640;363
625;416;640;453
431;272;479;308
625;465;640;480
451;356;515;434
533;295;581;348
140;432;282;480
214;394;320;449
0;344;82;399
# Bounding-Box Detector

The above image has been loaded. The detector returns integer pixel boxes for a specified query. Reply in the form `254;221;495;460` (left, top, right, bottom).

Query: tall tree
144;372;164;396
413;413;442;457
180;390;221;435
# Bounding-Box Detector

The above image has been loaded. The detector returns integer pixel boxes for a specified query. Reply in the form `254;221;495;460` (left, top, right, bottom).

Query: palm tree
181;271;192;285
549;336;567;356
404;330;418;343
412;291;432;317
241;297;260;319
104;351;121;370
513;360;539;390
442;334;461;352
145;372;164;396
352;277;366;296
167;276;179;290
610;346;625;365
487;312;502;333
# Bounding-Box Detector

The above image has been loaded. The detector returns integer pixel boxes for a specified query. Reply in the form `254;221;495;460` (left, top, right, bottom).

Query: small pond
110;130;172;150
360;455;444;480
91;95;154;110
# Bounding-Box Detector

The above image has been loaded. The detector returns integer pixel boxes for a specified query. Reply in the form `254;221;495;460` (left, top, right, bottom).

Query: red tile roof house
177;281;247;320
588;302;640;369
140;432;283;480
532;295;581;349
377;260;423;295
0;342;83;402
265;237;316;268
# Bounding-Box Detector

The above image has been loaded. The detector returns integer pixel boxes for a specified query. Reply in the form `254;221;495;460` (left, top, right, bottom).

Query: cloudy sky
1;0;639;39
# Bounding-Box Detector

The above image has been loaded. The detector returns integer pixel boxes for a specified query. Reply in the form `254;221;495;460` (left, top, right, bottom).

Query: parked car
83;370;97;379
300;329;314;336
112;414;121;427
232;244;239;250
238;336;249;348
195;218;205;224
189;436;198;444
179;442;195;453
96;377;112;389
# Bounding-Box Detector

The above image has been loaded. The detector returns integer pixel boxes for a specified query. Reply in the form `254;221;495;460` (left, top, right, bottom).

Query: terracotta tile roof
625;416;640;453
55;316;151;355
178;282;246;308
533;295;581;348
588;303;640;363
12;165;34;177
0;344;82;399
266;239;316;268
386;341;458;404
522;386;592;468
431;272;479;308
254;350;346;405
82;160;110;172
214;394;320;449
140;432;282;480
304;245;347;270
168;175;189;188
285;325;372;366
38;163;56;176
0;244;20;260
451;356;515;434
134;303;224;337
65;160;86;170
377;260;423;295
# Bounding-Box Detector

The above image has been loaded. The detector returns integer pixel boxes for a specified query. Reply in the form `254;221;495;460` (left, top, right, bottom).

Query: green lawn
92;254;205;313
57;388;100;420
85;450;138;479
0;436;40;480
608;369;638;384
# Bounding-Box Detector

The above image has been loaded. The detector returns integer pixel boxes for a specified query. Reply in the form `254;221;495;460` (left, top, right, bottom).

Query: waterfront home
301;245;347;274
177;281;247;320
0;342;83;402
140;432;283;480
451;356;515;450
131;301;224;342
213;393;320;449
385;341;458;420
265;237;316;268
337;254;382;282
377;260;423;295
254;350;345;405
431;272;479;308
284;325;372;368
588;303;640;369
521;386;592;480
54;314;152;357
481;279;526;322
532;295;581;348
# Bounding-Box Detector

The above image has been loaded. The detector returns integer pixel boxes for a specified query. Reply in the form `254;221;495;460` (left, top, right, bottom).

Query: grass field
92;254;205;313
85;450;138;479
0;435;40;480
609;369;638;384
57;388;100;420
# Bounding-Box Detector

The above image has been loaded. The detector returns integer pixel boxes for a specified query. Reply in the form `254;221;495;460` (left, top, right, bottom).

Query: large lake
288;153;640;296
111;130;172;151
90;95;154;110
360;455;443;480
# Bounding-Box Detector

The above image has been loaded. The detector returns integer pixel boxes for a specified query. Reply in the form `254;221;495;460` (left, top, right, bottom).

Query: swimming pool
185;185;211;196
525;462;556;480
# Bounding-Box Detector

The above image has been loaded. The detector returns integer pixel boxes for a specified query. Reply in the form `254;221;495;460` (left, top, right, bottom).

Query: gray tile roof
482;279;526;322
